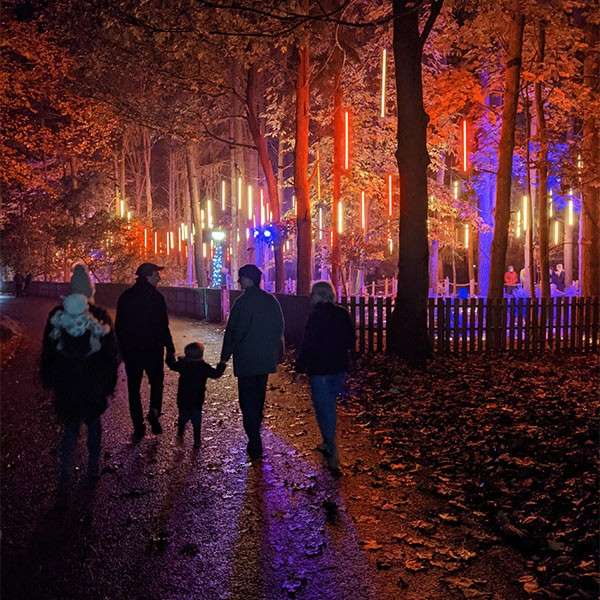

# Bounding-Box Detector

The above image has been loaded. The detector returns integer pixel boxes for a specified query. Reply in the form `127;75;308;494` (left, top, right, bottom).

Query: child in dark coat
167;342;226;448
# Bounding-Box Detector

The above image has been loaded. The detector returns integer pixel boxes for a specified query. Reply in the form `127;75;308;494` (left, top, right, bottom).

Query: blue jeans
178;407;203;446
59;417;102;490
309;373;346;452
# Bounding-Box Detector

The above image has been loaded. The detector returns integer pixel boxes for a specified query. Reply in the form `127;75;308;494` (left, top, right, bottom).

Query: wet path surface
1;295;526;599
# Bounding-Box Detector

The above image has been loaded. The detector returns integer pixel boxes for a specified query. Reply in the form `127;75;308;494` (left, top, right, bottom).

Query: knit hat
70;264;95;298
238;264;262;287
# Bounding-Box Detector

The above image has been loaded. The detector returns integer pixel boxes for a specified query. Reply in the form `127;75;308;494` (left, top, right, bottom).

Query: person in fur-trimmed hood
41;264;119;508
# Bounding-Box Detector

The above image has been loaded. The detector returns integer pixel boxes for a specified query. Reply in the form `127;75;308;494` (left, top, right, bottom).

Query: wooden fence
340;296;600;354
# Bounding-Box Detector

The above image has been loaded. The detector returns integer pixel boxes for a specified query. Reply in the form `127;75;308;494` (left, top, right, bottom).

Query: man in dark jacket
116;263;175;438
220;264;284;460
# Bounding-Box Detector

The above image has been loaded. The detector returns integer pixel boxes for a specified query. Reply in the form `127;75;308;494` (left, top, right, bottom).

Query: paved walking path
1;295;526;599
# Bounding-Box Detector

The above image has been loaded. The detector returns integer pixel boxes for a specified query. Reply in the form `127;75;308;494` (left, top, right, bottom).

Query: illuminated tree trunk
581;21;600;296
168;144;176;228
185;141;207;288
523;88;536;298
389;0;435;361
142;127;153;225
229;65;242;282
489;1;525;299
246;65;284;292
534;21;550;299
295;42;311;296
331;72;343;291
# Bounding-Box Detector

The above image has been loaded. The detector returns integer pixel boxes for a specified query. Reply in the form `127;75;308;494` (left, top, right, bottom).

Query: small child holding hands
167;342;226;448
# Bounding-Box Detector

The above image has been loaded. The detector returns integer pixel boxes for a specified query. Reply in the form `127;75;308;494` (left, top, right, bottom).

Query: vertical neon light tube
337;201;343;234
554;220;559;245
361;191;366;231
247;185;253;220
170;231;174;249
259;188;264;225
388;175;393;216
548;190;553;218
522;195;528;230
344;110;349;170
237;177;242;210
207;200;213;229
516;210;521;238
177;229;181;252
200;209;205;230
154;231;158;254
221;180;226;211
388;237;393;253
318;206;323;240
144;228;148;249
462;119;468;172
166;232;170;255
464;224;469;249
380;48;387;118
202;242;207;258
316;148;321;200
120;199;125;219
568;199;573;226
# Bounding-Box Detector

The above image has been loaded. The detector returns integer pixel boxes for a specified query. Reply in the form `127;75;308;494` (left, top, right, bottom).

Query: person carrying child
167;342;226;448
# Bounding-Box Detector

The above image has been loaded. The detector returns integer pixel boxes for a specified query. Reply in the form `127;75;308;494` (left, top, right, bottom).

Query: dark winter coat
297;302;355;376
41;303;119;422
220;285;284;377
167;357;225;410
115;278;175;360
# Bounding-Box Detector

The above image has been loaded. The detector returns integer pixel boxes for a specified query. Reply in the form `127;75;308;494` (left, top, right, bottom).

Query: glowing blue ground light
252;224;279;246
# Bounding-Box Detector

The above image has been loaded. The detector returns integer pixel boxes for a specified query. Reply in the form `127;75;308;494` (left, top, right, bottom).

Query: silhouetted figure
552;263;566;292
115;263;175;439
167;342;226;448
23;272;32;296
41;264;118;508
297;281;355;474
220;264;284;460
14;272;23;297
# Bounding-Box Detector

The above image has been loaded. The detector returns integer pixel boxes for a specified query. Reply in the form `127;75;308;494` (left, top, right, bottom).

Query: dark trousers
178;407;203;446
59;417;101;490
238;374;269;452
124;350;164;429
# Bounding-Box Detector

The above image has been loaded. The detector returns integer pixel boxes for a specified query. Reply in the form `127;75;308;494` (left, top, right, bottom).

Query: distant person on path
40;264;119;507
297;281;355;474
504;265;518;296
552;263;566;292
23;272;32;296
14;272;23;297
116;263;175;439
220;264;284;460
167;342;226;448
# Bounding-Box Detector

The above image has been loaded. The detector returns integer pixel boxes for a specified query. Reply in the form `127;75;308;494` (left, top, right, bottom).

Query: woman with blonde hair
297;281;355;473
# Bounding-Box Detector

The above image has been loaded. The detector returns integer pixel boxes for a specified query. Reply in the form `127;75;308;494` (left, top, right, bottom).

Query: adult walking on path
40;264;119;506
116;263;175;439
220;264;284;460
297;281;355;473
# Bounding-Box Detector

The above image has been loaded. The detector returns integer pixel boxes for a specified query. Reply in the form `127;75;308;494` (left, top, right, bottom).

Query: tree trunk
523;87;536;299
142;127;153;225
185;141;207;287
246;64;284;292
581;20;600;296
294;42;311;296
168;144;175;228
389;0;433;361
331;72;343;291
534;21;550;299
488;0;525;299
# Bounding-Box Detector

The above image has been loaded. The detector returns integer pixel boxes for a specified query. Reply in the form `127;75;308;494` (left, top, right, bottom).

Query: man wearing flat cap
116;263;176;439
220;264;284;460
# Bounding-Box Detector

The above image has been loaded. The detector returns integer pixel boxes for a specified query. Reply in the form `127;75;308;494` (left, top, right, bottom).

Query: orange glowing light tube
221;180;226;211
166;232;170;256
462;119;468;172
464;224;469;249
144;228;148;249
568;198;574;226
316;148;321;200
361;191;366;231
388;175;393;216
318;206;323;240
553;220;559;245
337;201;343;234
154;231;158;254
247;185;253;220
380;49;387;118
344;110;349;170
237;177;242;210
522;195;528;231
